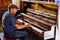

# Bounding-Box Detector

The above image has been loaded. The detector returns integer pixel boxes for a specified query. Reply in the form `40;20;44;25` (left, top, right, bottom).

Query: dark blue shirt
4;14;17;36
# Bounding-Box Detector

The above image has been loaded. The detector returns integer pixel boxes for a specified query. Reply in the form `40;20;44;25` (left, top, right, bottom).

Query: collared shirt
2;11;9;20
4;14;17;36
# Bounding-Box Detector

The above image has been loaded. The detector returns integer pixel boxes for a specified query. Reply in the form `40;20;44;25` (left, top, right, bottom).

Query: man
3;4;31;40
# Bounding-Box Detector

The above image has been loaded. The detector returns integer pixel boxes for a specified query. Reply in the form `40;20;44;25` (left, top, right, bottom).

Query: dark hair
8;4;18;9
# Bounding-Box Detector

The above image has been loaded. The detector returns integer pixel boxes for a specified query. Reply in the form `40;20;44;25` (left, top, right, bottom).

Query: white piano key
24;22;43;33
17;19;23;22
31;26;43;33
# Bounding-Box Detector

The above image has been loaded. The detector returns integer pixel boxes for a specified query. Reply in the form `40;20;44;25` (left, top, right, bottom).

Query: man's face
10;8;17;15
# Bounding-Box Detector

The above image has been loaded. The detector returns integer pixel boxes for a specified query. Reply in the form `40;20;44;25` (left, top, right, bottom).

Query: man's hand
15;23;32;29
26;24;32;27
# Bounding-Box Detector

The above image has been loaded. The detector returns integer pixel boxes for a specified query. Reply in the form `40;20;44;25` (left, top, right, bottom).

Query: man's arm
15;24;32;29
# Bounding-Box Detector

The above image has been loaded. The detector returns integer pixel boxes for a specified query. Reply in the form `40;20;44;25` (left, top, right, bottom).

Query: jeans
15;31;29;40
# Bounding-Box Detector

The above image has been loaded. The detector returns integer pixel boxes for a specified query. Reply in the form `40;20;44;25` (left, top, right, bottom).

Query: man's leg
15;31;29;40
22;32;28;40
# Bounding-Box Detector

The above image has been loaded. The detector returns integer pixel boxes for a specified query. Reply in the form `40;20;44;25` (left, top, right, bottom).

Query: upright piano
20;1;58;40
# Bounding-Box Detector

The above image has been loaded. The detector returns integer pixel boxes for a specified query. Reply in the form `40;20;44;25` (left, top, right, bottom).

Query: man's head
8;4;18;15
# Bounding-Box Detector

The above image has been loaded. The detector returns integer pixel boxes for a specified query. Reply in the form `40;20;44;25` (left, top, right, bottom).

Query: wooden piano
20;1;58;40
